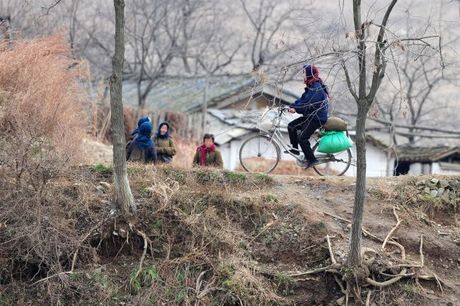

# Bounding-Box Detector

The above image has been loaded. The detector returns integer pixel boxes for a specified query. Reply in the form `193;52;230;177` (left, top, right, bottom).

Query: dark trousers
287;117;321;161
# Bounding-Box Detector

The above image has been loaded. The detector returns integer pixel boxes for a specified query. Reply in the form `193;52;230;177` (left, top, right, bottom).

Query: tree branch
342;59;359;102
42;0;63;15
367;0;398;103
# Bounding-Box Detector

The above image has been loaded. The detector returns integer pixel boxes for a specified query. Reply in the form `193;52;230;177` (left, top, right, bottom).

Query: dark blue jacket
126;121;157;163
291;81;329;124
126;139;157;163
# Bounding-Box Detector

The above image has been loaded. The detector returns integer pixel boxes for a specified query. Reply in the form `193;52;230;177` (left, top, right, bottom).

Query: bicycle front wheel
312;144;352;176
239;134;281;174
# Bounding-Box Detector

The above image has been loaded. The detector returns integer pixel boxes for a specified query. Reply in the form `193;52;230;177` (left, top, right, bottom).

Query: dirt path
263;175;460;304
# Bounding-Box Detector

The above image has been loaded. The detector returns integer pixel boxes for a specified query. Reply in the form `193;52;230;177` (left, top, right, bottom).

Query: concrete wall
404;162;460;175
348;144;392;177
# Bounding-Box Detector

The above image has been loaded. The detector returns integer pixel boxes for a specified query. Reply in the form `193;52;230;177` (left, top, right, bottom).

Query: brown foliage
0;35;89;303
0;34;85;186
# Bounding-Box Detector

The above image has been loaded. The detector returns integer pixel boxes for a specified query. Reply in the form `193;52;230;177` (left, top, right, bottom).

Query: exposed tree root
132;229;149;282
308;208;449;302
381;207;401;251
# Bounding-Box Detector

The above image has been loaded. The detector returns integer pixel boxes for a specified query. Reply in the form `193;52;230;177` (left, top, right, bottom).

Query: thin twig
132;229;148;282
419;235;424;267
288;264;341;277
390;234;423;268
382;206;401;250
365;289;372;306
42;0;63;15
334;275;346;294
247;220;277;245
326;234;337;264
71;219;105;272
30;271;80;286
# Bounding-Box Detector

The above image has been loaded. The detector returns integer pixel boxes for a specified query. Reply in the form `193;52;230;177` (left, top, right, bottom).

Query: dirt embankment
1;165;459;305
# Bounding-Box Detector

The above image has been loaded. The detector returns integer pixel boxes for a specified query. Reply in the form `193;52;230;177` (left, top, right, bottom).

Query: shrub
0;34;88;301
0;34;85;188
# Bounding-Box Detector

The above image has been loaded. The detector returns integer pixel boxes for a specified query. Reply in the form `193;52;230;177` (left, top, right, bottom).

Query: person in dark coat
154;122;176;164
287;64;329;168
126;116;151;150
192;134;223;168
126;121;157;163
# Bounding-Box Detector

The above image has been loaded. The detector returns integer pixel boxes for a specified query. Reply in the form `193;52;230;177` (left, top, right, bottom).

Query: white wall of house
431;162;460;175
407;163;432;175
347;144;392;177
405;162;460;175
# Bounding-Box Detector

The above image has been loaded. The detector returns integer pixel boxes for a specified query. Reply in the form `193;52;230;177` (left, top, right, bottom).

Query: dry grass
0;34;91;304
0;34;86;187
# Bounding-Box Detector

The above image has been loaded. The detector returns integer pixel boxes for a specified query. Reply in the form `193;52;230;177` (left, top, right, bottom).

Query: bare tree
372;52;459;144
123;0;242;109
343;0;399;268
342;0;445;267
110;0;135;214
239;0;293;70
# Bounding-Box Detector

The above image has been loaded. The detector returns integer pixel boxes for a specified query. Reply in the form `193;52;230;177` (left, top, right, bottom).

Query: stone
441;190;451;202
430;189;438;197
424;187;431;194
437;188;445;197
99;181;111;191
431;178;439;185
96;185;105;194
336;296;345;305
439;180;449;189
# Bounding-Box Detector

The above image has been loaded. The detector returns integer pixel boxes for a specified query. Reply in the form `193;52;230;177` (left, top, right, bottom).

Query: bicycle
238;106;352;176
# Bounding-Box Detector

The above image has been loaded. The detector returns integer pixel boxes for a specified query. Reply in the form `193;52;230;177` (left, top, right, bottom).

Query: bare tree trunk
110;0;135;215
347;103;369;266
345;0;398;269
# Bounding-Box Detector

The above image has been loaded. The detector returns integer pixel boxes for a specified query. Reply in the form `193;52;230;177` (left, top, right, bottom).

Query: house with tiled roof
393;145;460;175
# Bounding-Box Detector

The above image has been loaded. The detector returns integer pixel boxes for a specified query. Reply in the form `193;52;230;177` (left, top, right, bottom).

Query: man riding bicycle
287;64;329;168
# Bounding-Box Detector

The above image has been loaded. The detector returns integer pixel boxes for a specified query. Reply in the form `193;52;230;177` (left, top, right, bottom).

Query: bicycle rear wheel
312;144;352;176
239;134;281;173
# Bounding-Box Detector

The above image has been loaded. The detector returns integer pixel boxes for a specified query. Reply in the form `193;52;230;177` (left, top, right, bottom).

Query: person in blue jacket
287;64;329;168
126;121;157;164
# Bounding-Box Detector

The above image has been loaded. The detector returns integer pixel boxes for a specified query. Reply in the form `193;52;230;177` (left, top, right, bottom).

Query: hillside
1;165;459;305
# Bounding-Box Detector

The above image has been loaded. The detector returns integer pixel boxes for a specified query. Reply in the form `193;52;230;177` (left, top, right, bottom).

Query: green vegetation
255;173;274;184
130;265;160;294
401;283;420;297
90;163;113;175
274;272;295;296
223;170;247;184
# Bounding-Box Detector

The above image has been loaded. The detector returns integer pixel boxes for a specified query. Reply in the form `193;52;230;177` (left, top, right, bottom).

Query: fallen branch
288;264;341;277
30;271;79;286
382;207;401;251
71;218;105;272
326;234;337;264
419;235;424;267
247;220;278;245
132;229;149;282
365;289;372;306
